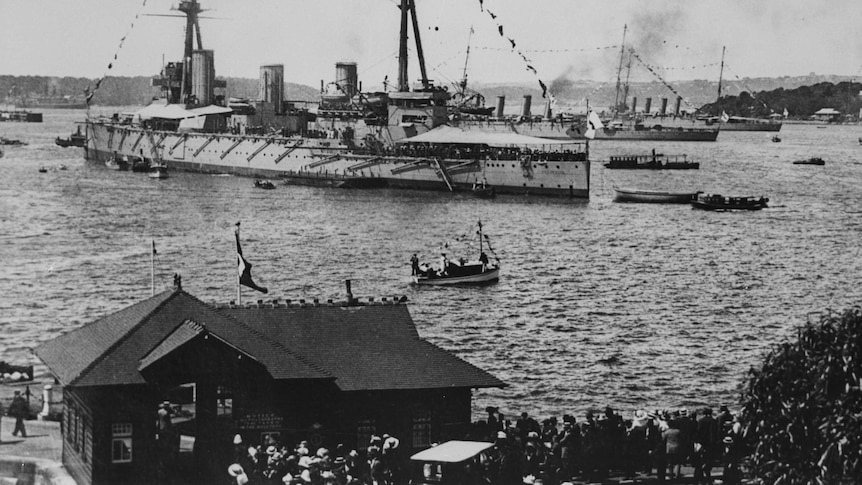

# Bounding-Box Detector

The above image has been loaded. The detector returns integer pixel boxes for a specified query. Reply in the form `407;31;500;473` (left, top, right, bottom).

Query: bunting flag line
477;0;554;100
85;0;150;108
235;226;269;294
628;48;691;109
475;45;619;53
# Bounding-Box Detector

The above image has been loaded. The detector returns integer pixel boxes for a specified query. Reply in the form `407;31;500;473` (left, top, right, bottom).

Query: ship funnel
191;50;215;106
674;96;682;116
335;62;359;97
521;95;532;118
259;64;285;115
660;97;668;115
496;96;506;119
644;97;652;114
544;99;552;120
631;96;638;114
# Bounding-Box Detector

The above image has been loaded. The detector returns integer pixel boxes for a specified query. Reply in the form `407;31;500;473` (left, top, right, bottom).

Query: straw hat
228;464;244;477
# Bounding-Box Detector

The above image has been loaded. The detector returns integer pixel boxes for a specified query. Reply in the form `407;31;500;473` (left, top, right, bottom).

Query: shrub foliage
741;307;862;483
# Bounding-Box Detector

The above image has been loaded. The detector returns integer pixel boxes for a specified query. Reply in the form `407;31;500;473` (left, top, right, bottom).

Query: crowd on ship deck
355;143;586;163
224;404;747;485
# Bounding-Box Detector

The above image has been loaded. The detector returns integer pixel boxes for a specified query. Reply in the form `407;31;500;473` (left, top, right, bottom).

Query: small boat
254;179;276;189
771;135;781;143
691;192;768;211
603;150;699;170
38;166;48;173
58;164;67;171
471;180;495;199
55;127;86;148
131;156;151;172
0;137;27;146
105;154;129;170
792;157;825;166
614;187;699;204
149;164;169;179
412;220;501;286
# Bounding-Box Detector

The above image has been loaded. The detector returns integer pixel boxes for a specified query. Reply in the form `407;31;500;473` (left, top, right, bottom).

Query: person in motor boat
438;253;449;276
479;251;489;270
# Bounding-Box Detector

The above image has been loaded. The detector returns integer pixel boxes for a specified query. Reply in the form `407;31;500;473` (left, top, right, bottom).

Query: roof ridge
207;302;335;379
68;288;179;386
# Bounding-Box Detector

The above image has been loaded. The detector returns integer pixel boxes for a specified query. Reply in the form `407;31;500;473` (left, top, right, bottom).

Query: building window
413;416;432;448
111;423;133;463
217;385;233;417
357;420;376;450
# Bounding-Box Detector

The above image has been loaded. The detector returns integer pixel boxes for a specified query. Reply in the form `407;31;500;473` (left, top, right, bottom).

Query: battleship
84;0;590;198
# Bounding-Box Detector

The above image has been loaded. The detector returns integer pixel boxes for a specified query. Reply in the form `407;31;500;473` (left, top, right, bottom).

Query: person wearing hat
8;391;28;438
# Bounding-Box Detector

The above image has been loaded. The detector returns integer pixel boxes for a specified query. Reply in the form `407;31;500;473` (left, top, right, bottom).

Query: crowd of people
228;433;404;485
225;405;748;485
467;405;747;485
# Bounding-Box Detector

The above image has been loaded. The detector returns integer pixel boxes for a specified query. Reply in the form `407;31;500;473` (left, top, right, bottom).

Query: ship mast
613;25;627;115
717;45;726;101
459;26;474;95
397;0;430;91
178;0;204;103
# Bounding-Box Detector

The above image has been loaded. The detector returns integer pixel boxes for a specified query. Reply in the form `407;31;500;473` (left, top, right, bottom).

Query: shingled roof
34;290;505;392
226;306;505;391
34;289;331;387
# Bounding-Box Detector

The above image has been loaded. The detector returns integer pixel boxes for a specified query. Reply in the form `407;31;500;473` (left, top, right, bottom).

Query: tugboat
55;126;86;148
412;220;500;286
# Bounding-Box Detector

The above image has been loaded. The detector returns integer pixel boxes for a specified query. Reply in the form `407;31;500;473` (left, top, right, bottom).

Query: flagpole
151;240;156;296
236;222;241;306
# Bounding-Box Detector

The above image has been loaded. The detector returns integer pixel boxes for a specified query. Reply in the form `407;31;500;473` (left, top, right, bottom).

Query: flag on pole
235;226;268;294
585;110;604;139
783;108;789;118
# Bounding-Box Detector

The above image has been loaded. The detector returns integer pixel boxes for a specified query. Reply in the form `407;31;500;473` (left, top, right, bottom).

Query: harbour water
2;108;861;421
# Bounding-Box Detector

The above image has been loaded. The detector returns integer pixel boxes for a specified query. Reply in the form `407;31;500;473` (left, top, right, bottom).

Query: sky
2;0;861;92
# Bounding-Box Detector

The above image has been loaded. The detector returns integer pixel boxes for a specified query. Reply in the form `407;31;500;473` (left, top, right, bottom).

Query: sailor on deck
479;251;489;270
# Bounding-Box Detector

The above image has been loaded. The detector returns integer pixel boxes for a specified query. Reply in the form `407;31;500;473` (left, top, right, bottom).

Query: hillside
2;74;858;117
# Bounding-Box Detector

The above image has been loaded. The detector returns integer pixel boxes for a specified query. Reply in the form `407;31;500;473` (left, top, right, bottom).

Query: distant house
34;286;504;485
813;108;841;122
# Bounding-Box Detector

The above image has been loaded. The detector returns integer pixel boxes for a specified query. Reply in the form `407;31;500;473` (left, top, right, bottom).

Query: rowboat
614;187;698;204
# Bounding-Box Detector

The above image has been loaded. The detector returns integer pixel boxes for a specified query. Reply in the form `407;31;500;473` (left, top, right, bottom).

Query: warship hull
85;122;590;198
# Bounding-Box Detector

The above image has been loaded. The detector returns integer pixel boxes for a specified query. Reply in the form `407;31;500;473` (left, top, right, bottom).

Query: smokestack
660;97;668;115
645;97;652;114
191;50;215;106
544;99;552;120
631;97;638;114
320;80;324;93
259;65;285;115
674;96;682;116
345;279;354;305
521;95;532;118
335;62;358;97
496;96;506;119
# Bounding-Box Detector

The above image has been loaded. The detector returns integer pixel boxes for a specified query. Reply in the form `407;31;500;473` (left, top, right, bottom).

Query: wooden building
34;286;504;485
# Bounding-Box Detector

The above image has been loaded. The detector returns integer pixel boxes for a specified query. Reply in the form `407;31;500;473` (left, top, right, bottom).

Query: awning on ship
136;103;233;120
397;124;579;146
189;105;234;116
136;103;195;120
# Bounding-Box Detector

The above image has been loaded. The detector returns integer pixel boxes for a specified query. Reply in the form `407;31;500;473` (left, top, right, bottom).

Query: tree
741;308;862;483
